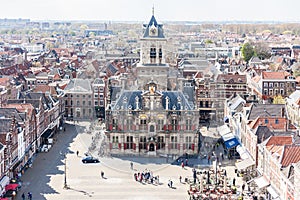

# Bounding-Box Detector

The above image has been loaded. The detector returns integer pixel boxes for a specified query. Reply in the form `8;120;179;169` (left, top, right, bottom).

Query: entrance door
149;143;155;151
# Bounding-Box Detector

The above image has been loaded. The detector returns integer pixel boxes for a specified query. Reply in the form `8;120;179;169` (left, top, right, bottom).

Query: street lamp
60;151;68;189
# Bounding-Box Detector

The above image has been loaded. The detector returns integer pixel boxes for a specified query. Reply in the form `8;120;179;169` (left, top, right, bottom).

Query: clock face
150;27;156;35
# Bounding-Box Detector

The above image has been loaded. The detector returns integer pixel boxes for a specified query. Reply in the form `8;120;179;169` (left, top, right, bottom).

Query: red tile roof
262;71;289;79
281;145;300;167
266;136;293;146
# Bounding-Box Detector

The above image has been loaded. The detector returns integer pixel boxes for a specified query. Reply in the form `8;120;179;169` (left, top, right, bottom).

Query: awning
217;125;231;137
267;185;279;199
41;129;53;139
254;176;269;189
235;157;255;171
224;137;240;149
236;145;249;160
222;132;235;142
5;183;18;191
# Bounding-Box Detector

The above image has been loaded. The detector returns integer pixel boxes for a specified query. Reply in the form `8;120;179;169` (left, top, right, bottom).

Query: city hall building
105;11;200;156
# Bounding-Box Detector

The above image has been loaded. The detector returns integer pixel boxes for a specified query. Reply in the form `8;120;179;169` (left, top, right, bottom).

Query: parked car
82;156;100;163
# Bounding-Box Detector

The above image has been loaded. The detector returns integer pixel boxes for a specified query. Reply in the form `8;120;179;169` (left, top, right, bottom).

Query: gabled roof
253;125;274;143
64;78;92;93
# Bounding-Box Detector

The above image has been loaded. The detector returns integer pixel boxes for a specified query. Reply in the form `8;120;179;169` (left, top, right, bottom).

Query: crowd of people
133;169;159;185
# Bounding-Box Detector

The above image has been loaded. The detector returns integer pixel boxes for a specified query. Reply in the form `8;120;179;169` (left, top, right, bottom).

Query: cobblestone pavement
16;121;249;200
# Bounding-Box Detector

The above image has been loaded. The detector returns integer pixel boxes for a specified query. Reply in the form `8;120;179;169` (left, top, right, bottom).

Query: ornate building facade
105;12;200;156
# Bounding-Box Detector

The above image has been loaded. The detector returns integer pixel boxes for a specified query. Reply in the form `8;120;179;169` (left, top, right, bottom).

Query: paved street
16;121;245;200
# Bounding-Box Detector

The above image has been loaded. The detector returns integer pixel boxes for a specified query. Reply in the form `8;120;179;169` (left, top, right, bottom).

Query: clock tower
137;8;169;90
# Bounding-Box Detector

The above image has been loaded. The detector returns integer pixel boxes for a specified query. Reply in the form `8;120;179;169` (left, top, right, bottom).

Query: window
88;101;91;106
157;136;165;149
186;119;192;130
82;101;86;106
185;136;192;149
275;119;279;124
140;119;147;125
265;119;269;124
77;101;80;106
263;82;268;87
149;125;155;132
269;89;273;96
269;83;273;88
65;100;68;106
264;89;268;95
126;136;133;149
139;136;147;150
280;83;284;88
112;136;119;149
157;119;164;131
170;136;178;149
171;119;178;130
113;118;118;129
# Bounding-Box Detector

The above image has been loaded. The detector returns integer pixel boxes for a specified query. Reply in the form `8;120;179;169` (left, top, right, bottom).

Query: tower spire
152;5;154;16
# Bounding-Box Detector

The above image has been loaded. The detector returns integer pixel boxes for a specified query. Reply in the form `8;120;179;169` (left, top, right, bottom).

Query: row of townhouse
0;86;64;196
225;90;300;199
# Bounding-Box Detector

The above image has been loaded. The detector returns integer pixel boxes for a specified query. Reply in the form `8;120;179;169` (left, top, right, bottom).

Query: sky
1;0;300;22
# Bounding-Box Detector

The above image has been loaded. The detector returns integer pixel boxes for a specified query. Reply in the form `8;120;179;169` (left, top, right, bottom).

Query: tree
254;42;271;60
273;95;285;104
241;42;255;63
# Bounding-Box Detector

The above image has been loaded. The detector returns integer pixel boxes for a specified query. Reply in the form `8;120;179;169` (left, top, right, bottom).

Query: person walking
21;193;25;200
76;150;79;157
179;176;182;183
181;161;184;169
233;177;236;186
242;183;245;191
101;171;104;179
130;162;133;170
28;192;32;200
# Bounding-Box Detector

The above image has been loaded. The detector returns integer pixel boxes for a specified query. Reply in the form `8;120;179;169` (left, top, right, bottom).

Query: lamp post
60;151;68;189
64;154;67;189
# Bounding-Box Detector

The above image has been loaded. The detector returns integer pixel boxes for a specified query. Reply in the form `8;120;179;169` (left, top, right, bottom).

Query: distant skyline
1;0;300;22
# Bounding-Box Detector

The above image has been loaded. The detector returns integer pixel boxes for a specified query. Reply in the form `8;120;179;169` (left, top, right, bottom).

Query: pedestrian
242;183;245;191
207;155;210;164
233;177;236;186
130;162;133;170
76;150;79;157
179;176;182;183
21;193;25;200
185;159;188;166
28;192;32;200
181;161;184;169
101;171;104;178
